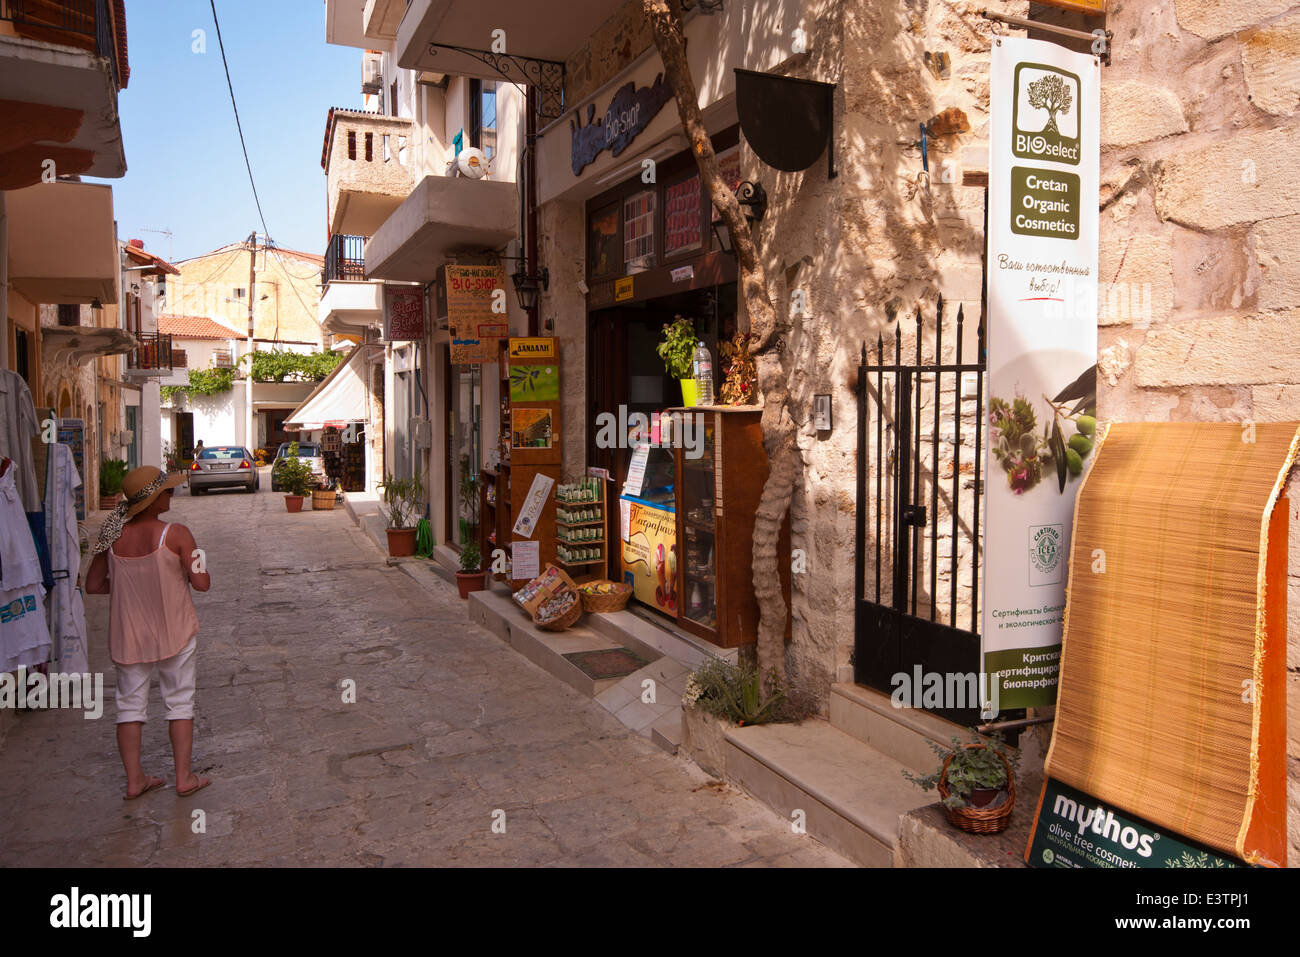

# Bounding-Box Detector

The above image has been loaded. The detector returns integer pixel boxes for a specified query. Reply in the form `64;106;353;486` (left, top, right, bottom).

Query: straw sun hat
120;465;186;519
92;466;186;556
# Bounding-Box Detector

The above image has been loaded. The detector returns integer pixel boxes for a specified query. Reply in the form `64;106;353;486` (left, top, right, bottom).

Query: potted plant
456;541;486;598
311;476;338;511
278;442;314;513
902;731;1020;834
378;471;424;557
99;458;128;509
657;315;699;406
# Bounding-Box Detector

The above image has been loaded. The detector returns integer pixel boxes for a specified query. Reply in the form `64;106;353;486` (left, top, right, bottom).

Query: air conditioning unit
362;52;383;95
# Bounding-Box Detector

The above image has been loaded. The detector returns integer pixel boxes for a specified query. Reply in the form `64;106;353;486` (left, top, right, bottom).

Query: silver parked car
270;442;326;491
189;445;259;494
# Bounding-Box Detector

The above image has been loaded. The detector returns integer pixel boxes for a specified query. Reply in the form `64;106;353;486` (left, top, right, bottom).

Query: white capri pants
114;637;198;724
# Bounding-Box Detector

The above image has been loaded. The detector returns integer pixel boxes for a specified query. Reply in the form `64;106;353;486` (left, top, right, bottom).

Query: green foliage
99;458;128;495
378;471;425;529
458;455;479;524
683;658;785;726
276;442;315;498
162;366;235;404
161;441;181;473
415;518;436;558
901;732;1020;810
244;349;343;383
459;542;482;573
656;316;698;380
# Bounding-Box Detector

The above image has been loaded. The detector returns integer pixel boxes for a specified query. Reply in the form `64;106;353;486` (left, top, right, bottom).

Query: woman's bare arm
84;552;110;594
169;524;212;592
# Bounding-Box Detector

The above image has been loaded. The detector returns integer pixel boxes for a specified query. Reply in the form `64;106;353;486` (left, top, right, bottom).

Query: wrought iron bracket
902;504;927;528
426;43;566;120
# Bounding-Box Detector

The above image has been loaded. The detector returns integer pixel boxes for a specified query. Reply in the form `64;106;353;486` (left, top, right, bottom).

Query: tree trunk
642;0;798;692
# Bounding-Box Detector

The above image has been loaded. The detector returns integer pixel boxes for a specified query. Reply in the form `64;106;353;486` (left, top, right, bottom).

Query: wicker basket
311;489;337;510
937;745;1016;834
535;594;583;632
578;581;633;613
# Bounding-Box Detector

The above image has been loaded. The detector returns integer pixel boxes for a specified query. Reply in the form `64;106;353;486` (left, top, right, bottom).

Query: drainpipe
526;87;539;338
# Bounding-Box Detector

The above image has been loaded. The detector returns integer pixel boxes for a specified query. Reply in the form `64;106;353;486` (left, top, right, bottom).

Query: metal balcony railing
126;332;175;376
324;234;367;283
0;0;120;88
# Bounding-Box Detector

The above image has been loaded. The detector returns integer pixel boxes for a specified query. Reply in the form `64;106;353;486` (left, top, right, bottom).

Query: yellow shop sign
614;276;634;302
508;337;556;361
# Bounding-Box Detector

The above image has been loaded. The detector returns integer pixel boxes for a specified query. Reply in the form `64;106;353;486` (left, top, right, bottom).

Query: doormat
563;648;653;680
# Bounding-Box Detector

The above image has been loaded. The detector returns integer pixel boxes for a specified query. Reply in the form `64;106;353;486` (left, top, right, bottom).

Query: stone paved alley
0;482;849;867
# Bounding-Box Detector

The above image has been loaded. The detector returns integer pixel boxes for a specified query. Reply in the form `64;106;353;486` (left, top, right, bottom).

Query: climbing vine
162;367;235;404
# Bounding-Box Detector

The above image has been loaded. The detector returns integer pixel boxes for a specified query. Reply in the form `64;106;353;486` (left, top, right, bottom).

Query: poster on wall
511;409;553;449
512;471;555;538
983;36;1100;709
383;285;425;341
57;419;86;521
445;264;509;364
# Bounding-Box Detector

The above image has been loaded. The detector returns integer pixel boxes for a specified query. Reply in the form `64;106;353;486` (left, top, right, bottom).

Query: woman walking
85;466;212;799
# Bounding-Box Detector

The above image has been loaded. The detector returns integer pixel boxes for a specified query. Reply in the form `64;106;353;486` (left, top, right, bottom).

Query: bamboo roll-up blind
1044;421;1297;865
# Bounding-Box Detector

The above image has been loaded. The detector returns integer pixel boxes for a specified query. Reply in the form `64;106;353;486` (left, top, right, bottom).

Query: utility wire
209;0;271;240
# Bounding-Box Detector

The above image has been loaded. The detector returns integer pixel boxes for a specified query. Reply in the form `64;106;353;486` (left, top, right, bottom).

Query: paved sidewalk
0;484;850;867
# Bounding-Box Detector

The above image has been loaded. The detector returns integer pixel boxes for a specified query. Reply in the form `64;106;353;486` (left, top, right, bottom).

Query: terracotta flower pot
387;527;417;557
456;570;487;599
100;492;122;510
284;495;304;513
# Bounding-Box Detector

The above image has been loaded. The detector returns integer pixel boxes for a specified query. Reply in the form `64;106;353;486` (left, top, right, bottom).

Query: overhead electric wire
209;0;271;241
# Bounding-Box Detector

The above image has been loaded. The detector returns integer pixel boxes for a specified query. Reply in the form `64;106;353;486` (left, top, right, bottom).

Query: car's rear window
278;445;320;457
200;448;249;460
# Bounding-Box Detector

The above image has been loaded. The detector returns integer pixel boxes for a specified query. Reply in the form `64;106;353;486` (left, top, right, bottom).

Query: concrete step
587;606;738;670
829;682;968;775
650;709;682;755
724;719;934;867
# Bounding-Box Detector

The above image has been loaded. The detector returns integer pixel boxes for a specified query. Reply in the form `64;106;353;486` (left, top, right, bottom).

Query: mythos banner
983;36;1100;708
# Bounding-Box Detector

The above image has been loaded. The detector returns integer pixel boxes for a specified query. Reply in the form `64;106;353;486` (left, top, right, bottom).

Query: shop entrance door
587;307;694;487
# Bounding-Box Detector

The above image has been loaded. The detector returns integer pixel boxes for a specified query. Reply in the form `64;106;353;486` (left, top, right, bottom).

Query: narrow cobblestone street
0;482;849;867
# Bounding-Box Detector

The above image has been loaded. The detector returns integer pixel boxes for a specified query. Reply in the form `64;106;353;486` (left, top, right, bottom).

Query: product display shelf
481;466;513;581
553;474;607;580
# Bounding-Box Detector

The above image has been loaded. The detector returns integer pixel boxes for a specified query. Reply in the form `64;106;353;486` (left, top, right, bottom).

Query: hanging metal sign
570;74;673;176
982;36;1100;709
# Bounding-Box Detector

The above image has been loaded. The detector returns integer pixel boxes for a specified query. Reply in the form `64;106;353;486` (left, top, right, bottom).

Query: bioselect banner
983;37;1100;708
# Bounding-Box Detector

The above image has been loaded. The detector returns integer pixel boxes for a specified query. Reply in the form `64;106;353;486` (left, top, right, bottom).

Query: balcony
0;0;127;187
320;234;382;336
323;108;415;237
324;233;367;283
6;180;117;303
364;174;518;283
396;0;622;88
124;331;175;378
363;0;404;45
212;349;234;368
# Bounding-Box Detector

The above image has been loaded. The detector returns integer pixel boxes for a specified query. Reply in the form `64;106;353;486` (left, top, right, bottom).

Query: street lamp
511;267;549;311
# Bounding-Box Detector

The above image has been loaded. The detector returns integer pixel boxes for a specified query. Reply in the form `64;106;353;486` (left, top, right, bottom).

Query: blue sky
98;1;360;263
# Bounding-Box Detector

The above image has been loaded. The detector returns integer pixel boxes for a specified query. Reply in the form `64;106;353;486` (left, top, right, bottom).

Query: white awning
283;344;377;430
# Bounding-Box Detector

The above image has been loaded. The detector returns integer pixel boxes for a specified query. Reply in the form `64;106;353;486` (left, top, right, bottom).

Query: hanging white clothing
0;461;51;672
45;444;88;674
0;370;41;511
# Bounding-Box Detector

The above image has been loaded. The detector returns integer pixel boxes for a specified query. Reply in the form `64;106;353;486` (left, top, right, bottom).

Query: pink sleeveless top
107;523;200;665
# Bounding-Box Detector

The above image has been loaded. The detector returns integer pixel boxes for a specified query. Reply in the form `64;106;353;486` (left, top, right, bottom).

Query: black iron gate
853;296;1008;727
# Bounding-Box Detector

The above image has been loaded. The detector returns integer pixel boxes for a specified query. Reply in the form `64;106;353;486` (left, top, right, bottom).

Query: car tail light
190;461;201;471
240;460;252;469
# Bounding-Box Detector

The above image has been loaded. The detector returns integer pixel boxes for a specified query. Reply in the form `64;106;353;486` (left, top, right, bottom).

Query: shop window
710;145;744;252
623;189;656;273
664;171;703;257
588;202;620;280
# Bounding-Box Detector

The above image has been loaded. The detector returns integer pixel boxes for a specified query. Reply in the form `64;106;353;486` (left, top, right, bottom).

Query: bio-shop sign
1027;778;1242;868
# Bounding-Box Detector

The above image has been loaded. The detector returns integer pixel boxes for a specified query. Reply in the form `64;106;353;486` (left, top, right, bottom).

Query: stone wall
1089;0;1300;864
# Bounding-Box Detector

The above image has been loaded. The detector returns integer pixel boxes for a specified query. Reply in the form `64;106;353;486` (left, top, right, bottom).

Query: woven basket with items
577;580;632;613
513;564;583;632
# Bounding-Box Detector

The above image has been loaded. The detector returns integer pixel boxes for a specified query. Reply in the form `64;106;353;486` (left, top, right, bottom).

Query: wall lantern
711;180;768;256
511;267;550;311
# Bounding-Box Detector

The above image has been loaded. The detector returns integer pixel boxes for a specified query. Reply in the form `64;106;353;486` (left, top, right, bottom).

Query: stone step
586;606;737;671
723;719;934;867
829;681;969;775
650;710;682;755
